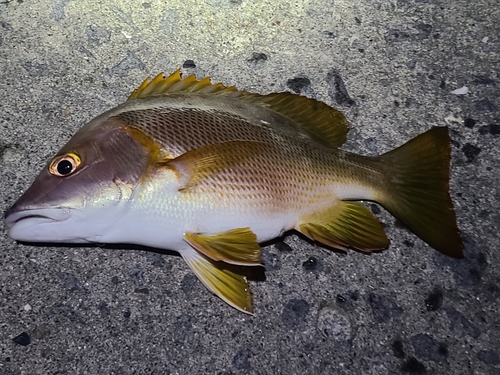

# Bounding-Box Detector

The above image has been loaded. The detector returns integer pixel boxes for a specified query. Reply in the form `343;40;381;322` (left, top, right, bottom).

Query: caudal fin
377;127;463;258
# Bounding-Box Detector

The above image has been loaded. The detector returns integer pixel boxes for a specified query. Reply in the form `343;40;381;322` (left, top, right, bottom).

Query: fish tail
376;127;463;258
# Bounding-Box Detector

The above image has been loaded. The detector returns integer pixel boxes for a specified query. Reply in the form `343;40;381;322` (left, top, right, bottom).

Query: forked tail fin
377;127;463;258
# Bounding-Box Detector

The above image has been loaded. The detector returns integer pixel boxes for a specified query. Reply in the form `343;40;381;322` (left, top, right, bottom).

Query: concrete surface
1;0;499;374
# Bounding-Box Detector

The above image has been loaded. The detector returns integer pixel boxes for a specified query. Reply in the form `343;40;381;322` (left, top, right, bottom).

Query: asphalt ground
0;1;499;374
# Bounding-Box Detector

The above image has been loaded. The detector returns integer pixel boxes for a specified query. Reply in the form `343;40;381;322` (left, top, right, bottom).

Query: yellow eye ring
49;152;81;177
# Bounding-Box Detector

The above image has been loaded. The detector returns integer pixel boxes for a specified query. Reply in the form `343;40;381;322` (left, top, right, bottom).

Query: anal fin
181;248;253;314
185;228;262;266
297;201;389;252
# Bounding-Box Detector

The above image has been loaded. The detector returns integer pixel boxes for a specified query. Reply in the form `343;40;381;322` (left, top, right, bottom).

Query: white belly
98;182;298;252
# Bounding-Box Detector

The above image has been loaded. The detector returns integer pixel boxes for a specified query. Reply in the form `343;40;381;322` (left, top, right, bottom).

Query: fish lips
4;207;73;242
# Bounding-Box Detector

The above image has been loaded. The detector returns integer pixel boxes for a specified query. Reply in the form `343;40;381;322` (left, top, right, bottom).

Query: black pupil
57;160;74;175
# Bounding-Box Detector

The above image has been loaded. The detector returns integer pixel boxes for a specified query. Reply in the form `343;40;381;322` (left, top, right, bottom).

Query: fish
3;70;463;314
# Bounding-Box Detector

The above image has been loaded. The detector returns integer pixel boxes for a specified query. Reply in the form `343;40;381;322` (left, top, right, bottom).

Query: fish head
4;119;152;244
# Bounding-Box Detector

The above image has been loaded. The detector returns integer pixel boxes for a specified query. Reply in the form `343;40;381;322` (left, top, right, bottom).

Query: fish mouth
4;207;71;230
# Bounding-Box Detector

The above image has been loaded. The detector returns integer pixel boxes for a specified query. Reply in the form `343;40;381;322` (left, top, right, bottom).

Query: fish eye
49;152;81;177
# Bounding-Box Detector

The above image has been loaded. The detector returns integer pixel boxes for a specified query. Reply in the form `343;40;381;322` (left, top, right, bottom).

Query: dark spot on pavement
127;267;145;285
85;25;111;46
473;75;496;85
327;69;356;107
370;204;381;215
12;332;30;346
414;23;432;39
21;61;51;77
391;339;405;358
425;288;443;311
475;98;497;112
364;137;378;153
145;252;165;267
181;273;199;296
50;0;74;21
401;356;426;374
477;349;499;365
410;333;448;362
232;348;253;370
385;29;411;43
275;241;292;252
406;59;417;70
173;314;193;344
281;299;310;328
51;304;85;324
434;236;487;287
287;75;311;93
368;293;403;323
464;118;476;128
336;294;346;303
183;60;196;68
262;248;281;271
57;272;88;294
462;143;481;162
444;307;480;338
403;240;414;247
481;283;500;302
98;302;110;317
478;124;500;135
1;21;14;31
302;256;323;273
108;52;146;77
247;52;268;69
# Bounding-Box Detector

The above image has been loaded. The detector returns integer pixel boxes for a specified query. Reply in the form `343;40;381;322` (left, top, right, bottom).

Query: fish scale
4;70;463;314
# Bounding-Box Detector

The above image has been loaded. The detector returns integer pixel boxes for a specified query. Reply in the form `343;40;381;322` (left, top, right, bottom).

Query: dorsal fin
257;93;349;148
127;69;239;100
127;70;350;148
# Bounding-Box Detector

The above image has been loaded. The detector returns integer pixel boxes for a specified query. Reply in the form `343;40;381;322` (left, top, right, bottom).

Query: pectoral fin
185;228;262;266
181;248;253;314
160;141;267;190
297;201;389;252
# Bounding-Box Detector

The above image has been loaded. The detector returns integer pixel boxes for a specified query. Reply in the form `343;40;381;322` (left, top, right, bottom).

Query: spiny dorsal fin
127;69;239;100
128;70;350;148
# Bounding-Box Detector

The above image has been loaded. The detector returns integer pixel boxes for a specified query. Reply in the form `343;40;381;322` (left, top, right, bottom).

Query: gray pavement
1;1;499;374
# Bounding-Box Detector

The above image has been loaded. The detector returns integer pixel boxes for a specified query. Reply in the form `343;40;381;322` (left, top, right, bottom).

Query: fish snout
4;204;16;221
4;205;72;231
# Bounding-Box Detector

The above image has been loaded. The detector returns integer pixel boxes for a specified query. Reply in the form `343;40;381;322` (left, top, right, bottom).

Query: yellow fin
297;201;389;252
257;93;350;148
127;69;238;100
377;127;463;258
128;70;349;148
185;228;262;266
162;140;267;190
181;248;254;314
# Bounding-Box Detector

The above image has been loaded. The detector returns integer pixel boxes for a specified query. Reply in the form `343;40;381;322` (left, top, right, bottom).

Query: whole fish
4;70;463;313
